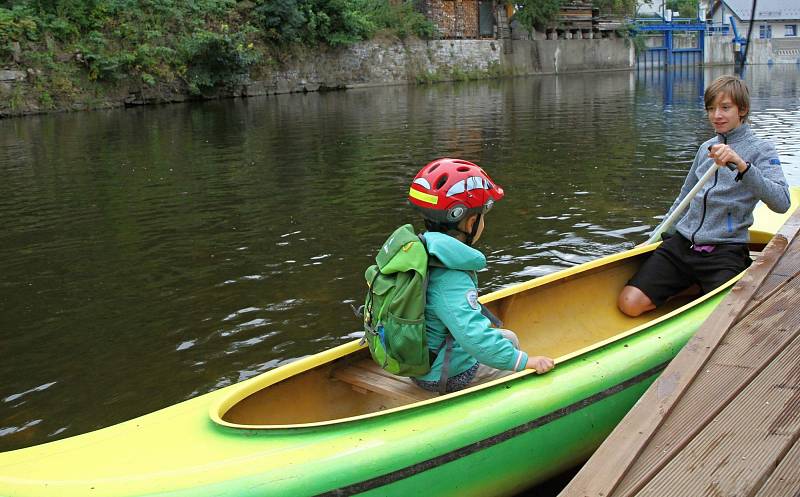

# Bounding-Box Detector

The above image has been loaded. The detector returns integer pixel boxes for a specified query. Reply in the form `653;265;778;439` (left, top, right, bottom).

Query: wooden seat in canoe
333;359;437;403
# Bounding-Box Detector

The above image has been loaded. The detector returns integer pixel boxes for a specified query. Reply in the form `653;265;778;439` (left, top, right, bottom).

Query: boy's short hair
704;75;750;121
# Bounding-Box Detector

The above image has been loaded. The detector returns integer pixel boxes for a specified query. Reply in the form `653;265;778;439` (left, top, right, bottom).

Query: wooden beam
333;360;435;403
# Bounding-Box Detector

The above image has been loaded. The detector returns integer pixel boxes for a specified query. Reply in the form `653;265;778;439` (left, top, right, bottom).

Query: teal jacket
414;232;529;382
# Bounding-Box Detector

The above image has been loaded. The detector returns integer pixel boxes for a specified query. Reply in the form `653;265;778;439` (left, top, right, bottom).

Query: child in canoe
407;158;554;394
618;75;790;317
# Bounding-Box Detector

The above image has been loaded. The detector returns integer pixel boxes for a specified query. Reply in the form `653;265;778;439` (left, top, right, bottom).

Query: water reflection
0;65;798;453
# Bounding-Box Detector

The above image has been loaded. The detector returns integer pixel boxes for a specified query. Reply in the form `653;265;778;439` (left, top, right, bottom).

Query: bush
366;0;435;39
0;5;39;44
253;0;379;47
179;26;260;93
513;0;562;32
75;30;127;81
253;0;307;44
307;0;376;46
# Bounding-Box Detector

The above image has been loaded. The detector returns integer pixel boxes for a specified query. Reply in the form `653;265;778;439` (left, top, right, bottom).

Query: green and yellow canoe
1;192;797;497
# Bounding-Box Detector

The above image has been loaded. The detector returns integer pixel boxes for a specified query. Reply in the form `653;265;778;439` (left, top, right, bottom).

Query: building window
759;24;772;39
786;24;797;37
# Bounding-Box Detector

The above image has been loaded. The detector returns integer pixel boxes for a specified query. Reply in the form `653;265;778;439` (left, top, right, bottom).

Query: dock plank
753;435;800;497
634;328;800;496
742;246;800;316
613;275;800;496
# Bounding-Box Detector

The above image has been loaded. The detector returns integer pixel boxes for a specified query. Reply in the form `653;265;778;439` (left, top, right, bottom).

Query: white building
708;0;800;39
637;0;709;20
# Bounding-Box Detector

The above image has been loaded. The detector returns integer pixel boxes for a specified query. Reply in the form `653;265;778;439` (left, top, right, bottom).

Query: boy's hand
526;356;555;374
708;144;746;172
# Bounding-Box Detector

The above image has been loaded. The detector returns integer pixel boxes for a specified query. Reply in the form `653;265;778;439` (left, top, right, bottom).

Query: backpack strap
436;335;454;395
419;232;454;395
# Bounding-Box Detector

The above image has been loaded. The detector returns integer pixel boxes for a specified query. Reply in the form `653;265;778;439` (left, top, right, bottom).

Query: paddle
643;165;718;245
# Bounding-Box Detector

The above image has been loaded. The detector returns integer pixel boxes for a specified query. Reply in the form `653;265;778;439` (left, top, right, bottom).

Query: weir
634;17;707;68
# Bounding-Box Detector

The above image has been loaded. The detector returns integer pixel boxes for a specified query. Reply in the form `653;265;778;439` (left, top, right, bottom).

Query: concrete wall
705;36;736;65
503;38;635;74
705;36;800;65
240;37;635;97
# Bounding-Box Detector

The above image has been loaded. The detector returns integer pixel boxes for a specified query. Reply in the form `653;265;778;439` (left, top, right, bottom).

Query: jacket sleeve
431;271;528;371
652;146;704;236
739;143;791;214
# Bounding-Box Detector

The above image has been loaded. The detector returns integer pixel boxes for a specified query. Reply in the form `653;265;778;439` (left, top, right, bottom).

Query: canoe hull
0;290;724;497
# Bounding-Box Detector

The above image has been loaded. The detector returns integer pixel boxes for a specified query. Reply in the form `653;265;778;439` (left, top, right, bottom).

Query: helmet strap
464;213;482;246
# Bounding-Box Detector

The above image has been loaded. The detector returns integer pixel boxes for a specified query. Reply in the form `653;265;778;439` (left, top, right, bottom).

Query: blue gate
635;18;706;68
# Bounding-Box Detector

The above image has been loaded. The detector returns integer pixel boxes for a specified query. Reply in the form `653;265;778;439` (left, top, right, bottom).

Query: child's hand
526;356;555;374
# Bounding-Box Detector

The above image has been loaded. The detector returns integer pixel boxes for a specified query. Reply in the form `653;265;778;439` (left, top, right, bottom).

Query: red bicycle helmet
408;158;504;224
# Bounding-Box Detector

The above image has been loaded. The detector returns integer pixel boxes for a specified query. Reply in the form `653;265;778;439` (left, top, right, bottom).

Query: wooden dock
559;207;800;497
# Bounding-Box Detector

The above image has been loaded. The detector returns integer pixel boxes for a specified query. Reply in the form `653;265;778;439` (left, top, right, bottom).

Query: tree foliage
665;0;698;19
593;0;640;17
252;0;433;46
513;0;562;31
513;0;639;32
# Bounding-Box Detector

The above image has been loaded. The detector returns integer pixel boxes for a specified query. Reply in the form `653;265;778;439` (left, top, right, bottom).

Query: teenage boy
407;158;555;393
618;75;790;317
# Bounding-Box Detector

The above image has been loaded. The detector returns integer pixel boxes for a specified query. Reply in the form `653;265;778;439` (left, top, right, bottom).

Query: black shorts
627;233;752;307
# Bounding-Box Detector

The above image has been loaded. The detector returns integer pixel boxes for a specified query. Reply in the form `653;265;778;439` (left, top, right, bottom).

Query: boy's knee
618;286;652;317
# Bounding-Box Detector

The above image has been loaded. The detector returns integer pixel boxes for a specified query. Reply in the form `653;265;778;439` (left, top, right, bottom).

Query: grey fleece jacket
656;124;790;245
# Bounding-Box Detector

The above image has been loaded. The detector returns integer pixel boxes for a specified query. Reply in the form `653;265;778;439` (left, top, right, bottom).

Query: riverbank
0;35;635;118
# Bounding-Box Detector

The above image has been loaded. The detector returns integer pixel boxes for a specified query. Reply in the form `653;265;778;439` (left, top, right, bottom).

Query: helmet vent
456;166;470;172
435;174;449;189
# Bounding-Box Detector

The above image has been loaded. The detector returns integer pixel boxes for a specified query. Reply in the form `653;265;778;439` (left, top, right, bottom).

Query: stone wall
0;36;636;117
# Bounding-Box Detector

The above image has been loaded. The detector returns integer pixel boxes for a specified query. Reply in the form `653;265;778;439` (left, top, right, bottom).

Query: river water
1;64;799;477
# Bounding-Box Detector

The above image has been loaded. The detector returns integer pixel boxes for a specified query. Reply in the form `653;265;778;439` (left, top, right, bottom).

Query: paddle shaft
645;165;719;245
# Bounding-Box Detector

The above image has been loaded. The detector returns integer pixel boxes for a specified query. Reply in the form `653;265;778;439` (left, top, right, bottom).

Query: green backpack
361;224;431;376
